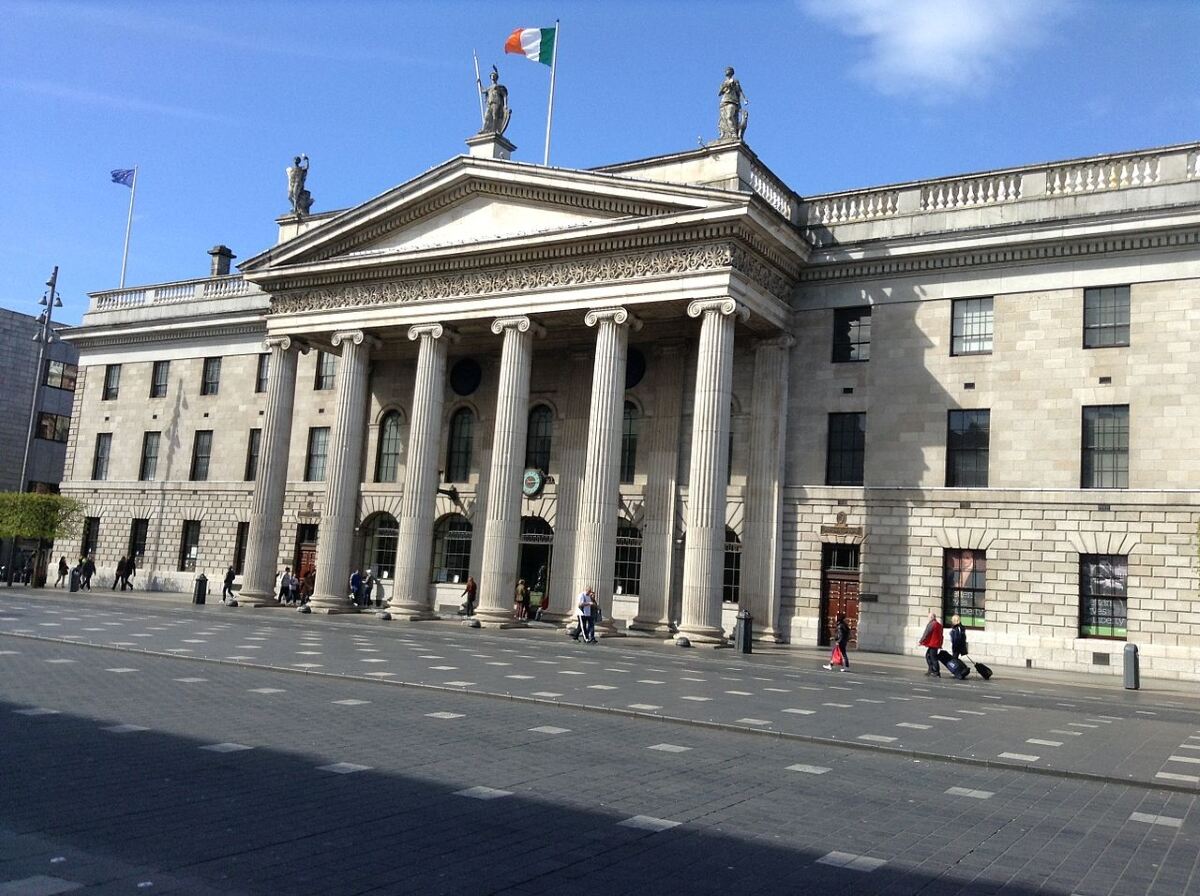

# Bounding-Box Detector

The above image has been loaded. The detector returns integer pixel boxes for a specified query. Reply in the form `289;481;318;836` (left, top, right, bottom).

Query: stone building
58;129;1200;679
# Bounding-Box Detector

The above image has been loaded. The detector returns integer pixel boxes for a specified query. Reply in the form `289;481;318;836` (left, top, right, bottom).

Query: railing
806;143;1198;228
747;163;796;220
810;190;899;224
1045;155;1159;195
91;275;263;312
921;173;1021;210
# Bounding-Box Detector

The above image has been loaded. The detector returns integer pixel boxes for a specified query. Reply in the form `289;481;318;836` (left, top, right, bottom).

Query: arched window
446;408;474;482
525;404;553;472
362;513;399;578
723;528;742;603
375;411;403;482
620;401;640;484
432;513;472;583
614;523;643;596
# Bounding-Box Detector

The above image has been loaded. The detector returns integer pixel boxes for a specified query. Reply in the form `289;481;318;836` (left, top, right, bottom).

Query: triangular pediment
240;155;746;280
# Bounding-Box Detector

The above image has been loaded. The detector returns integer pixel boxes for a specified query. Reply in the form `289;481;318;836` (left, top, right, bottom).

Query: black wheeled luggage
967;657;993;680
937;649;971;680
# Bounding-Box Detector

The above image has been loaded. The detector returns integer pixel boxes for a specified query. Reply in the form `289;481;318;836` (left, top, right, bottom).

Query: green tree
0;493;83;542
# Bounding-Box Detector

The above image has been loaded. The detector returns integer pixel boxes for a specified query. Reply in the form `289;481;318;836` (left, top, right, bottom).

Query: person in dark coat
112;557;127;591
122;555;136;590
55;557;68;588
824;613;852;671
918;611;944;677
222;566;236;603
949;615;968;660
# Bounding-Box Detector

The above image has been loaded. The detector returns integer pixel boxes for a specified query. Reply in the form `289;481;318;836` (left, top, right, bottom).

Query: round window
625;347;646;390
450;358;482;396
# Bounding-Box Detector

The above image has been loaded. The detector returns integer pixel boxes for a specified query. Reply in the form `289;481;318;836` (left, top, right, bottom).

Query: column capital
756;333;796;351
331;328;381;351
490;315;546;338
263;335;309;354
584;306;642;331
687;298;749;322
407;322;459;343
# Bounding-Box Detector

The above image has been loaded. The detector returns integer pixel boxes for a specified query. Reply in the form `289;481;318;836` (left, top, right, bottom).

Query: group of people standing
50;555;102;591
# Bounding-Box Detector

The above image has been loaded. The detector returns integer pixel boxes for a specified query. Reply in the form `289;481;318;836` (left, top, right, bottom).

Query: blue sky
2;0;1198;325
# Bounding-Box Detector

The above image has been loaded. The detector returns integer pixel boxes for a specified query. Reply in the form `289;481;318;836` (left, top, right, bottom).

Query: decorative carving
271;242;788;314
490;315;545;337
407;322;454;342
687;298;749;322
331;329;365;348
583;307;641;330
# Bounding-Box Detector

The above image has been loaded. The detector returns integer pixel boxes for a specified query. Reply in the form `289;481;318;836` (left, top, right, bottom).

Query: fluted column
545;349;591;623
679;299;746;642
630;341;686;633
741;335;793;643
572;307;639;637
389;324;454;620
310;330;375;613
239;336;305;606
476;317;543;627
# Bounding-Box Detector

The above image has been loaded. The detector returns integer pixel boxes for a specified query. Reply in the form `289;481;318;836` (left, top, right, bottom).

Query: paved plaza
2;589;1199;894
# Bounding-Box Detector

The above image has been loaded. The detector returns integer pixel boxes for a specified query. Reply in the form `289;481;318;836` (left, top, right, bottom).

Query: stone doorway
819;543;860;647
518;516;553;611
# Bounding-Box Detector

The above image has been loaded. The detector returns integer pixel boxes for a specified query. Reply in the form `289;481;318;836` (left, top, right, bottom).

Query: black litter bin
1124;643;1139;690
734;609;753;654
193;573;208;605
69;568;80;593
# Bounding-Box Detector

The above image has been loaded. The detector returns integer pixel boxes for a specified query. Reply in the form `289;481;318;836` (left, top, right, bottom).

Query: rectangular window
234;521;250;575
944;549;986;628
150;360;170;398
178;520;201;572
1083;285;1130;348
825;412;865;486
92;433;112;480
832;306;871;363
139;432;161;481
614;526;643;596
1080;554;1128;639
44;359;78;391
128;518;149;563
102;364;121;400
946;409;990;487
951;297;994;356
244;428;262;482
190;430;213;481
36;412;70;443
201;357;222;395
81;516;100;558
1082;405;1129;489
255;353;270;393
305;427;330;481
314;350;337;390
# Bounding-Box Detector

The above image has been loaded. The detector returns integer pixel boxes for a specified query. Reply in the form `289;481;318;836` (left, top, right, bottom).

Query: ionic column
310;329;376;613
475;316;543;626
239;336;305;606
389;324;455;620
679;299;746;642
572;307;640;637
741;334;793;643
545;349;591;624
630;341;686;634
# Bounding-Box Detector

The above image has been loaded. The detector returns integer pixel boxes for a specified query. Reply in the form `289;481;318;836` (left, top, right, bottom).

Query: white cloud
802;0;1072;99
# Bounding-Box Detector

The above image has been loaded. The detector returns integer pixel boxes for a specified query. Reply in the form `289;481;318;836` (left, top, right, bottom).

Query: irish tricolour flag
505;26;556;65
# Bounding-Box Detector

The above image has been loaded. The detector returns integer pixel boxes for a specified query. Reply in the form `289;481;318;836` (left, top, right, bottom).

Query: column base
675;623;726;644
386;600;439;621
233;590;280;608
593;618;626;638
752;627;787;645
307;593;360;614
628;618;674;635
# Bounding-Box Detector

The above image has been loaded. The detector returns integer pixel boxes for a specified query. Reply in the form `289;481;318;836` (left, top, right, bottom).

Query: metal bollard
735;609;753;654
192;573;208;605
1123;643;1139;690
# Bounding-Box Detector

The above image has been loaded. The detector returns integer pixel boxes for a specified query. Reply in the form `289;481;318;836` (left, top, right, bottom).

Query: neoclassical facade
59;134;1200;678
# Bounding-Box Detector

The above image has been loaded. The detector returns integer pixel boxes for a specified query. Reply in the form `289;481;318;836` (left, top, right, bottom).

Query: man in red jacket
918;611;944;677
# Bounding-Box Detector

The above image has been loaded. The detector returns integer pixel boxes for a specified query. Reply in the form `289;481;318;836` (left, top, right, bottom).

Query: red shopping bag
830;644;844;666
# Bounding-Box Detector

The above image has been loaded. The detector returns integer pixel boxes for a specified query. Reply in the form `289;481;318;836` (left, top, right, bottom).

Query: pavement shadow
0;697;1068;896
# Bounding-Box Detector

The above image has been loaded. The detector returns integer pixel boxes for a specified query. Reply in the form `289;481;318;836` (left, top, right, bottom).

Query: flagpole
542;20;559;166
119;165;138;288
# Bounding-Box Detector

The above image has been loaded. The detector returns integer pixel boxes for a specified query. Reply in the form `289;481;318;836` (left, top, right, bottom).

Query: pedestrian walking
350;568;364;606
824;613;851;671
123;555;136;590
459;576;477;616
918;610;944;677
301;567;315;604
80;556;95;590
363;570;376;607
222;565;236;603
575;586;597;643
513;578;529;620
949;614;968;660
54;557;68;588
277;567;292;604
112;556;127;590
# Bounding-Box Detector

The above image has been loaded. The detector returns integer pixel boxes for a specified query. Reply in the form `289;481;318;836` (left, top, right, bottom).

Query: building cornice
64;320;266;351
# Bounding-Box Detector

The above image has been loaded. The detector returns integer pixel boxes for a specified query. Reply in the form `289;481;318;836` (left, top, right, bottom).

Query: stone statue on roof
287;154;313;217
717;67;749;142
479;66;511;136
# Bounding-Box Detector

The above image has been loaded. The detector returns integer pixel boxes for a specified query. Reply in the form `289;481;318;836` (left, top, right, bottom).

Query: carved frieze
271;241;793;315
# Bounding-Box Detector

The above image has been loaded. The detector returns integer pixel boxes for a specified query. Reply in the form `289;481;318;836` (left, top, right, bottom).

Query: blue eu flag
111;168;135;187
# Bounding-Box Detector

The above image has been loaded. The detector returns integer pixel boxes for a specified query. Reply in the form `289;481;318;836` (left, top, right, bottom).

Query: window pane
1083;286;1130;348
201;357;222;395
620;402;639;483
305;427;329;481
139;432;160;481
832;306;871;362
446;410;474;482
92;433;112;480
150;360;170;398
614;524;642;595
376;412;403;482
826;413;865;485
951;297;994;355
943;549;986;628
245;428;261;482
723;530;742;603
1082;405;1129;488
947;409;990;487
432;514;472;583
255;353;269;393
525;405;553;472
190;430;212;481
103;364;121;400
314;351;337;390
1080;553;1128;638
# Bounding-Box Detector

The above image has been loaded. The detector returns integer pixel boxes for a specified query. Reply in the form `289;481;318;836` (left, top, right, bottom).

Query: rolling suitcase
966;656;993;680
937;649;971;680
